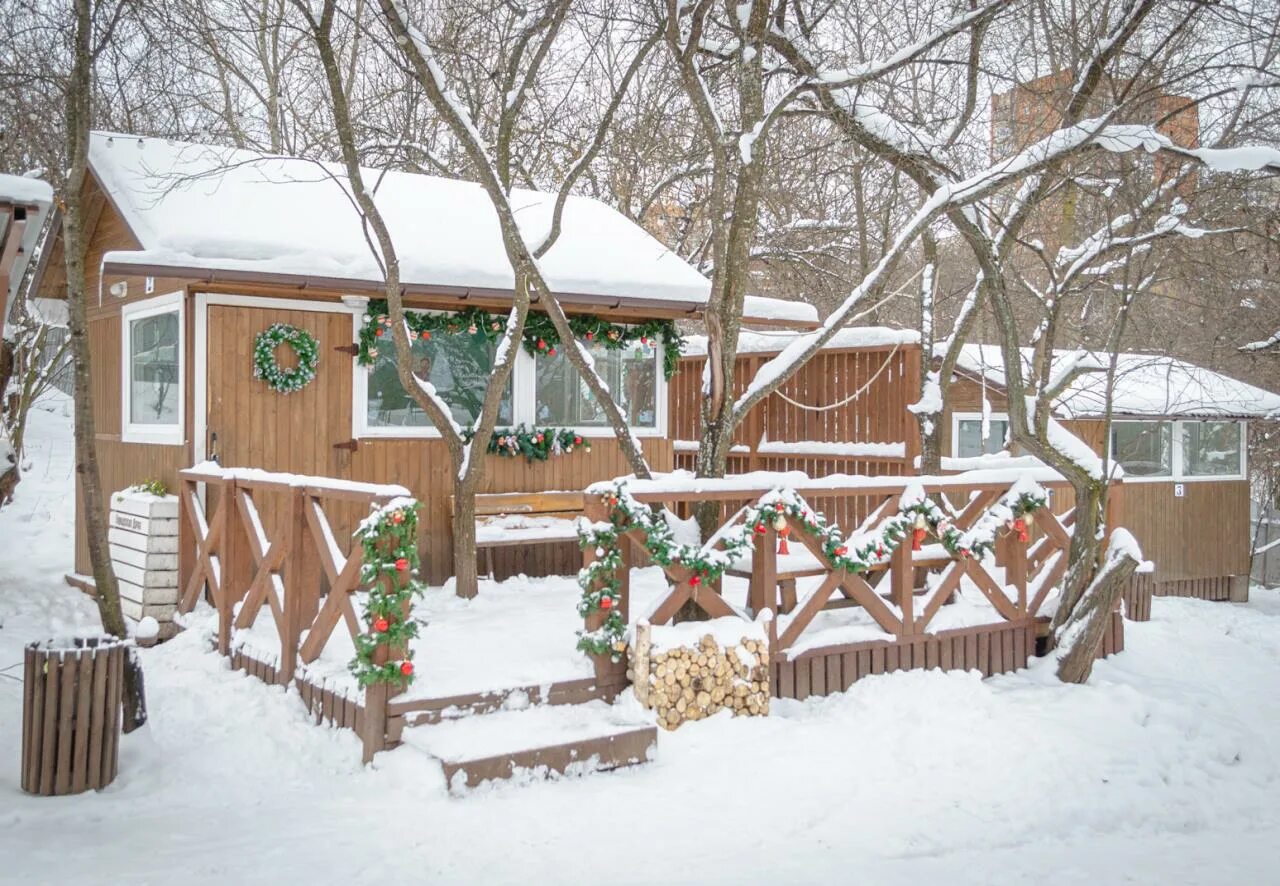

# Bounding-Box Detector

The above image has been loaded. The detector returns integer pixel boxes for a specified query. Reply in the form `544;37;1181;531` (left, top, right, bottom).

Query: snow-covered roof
741;295;818;327
956;344;1280;420
682;326;919;357
88;132;713;308
1;173;54;322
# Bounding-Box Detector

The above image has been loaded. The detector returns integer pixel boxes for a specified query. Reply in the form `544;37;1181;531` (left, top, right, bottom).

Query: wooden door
205;303;352;477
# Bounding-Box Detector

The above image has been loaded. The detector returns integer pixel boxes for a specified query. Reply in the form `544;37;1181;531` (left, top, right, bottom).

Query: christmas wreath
349;498;425;689
253;323;319;393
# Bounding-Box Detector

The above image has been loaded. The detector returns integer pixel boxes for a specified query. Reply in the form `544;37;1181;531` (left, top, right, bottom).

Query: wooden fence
178;465;409;761
582;470;1125;699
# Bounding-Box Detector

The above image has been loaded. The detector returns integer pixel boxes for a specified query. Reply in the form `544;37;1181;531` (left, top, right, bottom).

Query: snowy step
400;700;656;791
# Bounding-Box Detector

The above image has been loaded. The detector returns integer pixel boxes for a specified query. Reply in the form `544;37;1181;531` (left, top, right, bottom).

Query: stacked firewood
630;624;770;730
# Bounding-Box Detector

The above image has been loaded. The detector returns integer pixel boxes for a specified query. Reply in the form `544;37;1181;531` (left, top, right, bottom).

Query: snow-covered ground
3;402;1280;884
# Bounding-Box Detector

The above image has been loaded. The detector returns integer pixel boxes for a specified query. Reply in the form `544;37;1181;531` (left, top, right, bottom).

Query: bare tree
61;0;148;729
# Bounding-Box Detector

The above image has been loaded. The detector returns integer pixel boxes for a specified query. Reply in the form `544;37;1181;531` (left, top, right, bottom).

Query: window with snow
122;292;183;445
364;332;511;431
1110;421;1172;477
1181;421;1242;477
534;336;658;430
955;417;1009;458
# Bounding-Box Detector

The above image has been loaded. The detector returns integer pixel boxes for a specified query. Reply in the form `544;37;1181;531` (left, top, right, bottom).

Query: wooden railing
177;465;410;760
582;469;1120;662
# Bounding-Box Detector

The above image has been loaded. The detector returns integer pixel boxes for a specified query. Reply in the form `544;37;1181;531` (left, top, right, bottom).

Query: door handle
209;431;219;464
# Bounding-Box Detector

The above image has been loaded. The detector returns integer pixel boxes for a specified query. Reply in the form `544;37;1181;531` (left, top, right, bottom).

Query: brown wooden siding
670;346;920;452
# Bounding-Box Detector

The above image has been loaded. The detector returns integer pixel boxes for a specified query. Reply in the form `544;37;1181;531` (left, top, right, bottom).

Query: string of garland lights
575;480;1047;660
349;499;425;689
355;299;684;380
462;425;592;462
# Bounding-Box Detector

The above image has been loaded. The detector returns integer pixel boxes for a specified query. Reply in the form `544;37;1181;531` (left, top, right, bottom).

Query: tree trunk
1055;540;1139;683
65;0;146;733
451;476;480;600
1050;480;1106;634
917;413;943;475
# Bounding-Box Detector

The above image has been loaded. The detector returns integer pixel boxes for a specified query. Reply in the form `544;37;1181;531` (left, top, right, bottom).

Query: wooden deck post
1000;529;1028;615
748;521;777;618
891;539;915;636
278;487;308;685
216;477;237;656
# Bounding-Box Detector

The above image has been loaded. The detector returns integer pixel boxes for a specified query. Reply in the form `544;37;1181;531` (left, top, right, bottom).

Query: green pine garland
575;481;1048;660
355;300;684;380
463;425;593;462
349;499;426;689
253;323;319;393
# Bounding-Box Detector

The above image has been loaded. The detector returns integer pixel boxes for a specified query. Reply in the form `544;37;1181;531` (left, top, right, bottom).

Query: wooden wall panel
670;346;919;453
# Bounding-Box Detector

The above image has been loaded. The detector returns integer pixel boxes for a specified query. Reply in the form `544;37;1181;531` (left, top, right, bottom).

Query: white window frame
1109;418;1248;483
351;311;668;440
121;290;185;445
950;411;1010;458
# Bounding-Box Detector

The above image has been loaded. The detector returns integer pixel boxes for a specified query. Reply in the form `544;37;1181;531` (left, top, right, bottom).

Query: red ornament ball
834;545;847;556
390;510;404;525
538;338;547;350
574;436;582;445
374;327;384;337
689;574;702;586
373;617;390;633
422;330;431;340
548;347;557;356
754;523;766;535
585;331;594;341
600;596;613;610
394;557;409;572
400;661;414;677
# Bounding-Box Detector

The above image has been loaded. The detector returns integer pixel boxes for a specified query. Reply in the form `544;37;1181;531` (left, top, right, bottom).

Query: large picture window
1109;418;1245;481
535;338;658;429
122;292;184;445
363;332;511;431
352;311;664;438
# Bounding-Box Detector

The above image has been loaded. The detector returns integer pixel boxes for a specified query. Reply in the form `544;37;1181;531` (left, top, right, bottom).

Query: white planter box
110;488;183;641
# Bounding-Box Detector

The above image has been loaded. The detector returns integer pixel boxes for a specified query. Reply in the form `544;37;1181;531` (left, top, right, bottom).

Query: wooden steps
399;700;657;791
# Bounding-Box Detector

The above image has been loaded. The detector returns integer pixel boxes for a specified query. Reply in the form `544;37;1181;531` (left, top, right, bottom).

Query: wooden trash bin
21;636;126;796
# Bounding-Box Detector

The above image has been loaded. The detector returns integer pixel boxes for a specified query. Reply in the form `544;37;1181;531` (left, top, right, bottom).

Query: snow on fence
580;470;1125;699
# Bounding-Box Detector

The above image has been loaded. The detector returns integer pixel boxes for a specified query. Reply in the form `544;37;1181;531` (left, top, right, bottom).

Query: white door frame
193;292;359;466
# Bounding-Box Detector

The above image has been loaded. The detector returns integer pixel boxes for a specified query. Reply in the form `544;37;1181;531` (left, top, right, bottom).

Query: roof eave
99;258;710;318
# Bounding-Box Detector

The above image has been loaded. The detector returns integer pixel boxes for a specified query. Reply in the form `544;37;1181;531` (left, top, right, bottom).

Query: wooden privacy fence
583;470;1123;693
177;464;410;760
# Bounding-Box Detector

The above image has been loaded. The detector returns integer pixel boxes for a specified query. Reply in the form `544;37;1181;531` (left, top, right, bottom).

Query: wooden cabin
38;132;816;587
947;345;1280;603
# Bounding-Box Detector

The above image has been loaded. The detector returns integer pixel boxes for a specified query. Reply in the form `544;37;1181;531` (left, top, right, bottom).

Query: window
352;311;664;438
1182;421;1242;477
954;415;1009;458
122;292;183;445
1110;421;1172;478
1108;419;1246;481
535;338;659;429
362;330;511;432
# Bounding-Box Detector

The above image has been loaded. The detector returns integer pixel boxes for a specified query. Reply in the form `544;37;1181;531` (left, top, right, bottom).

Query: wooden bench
450;492;586;580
